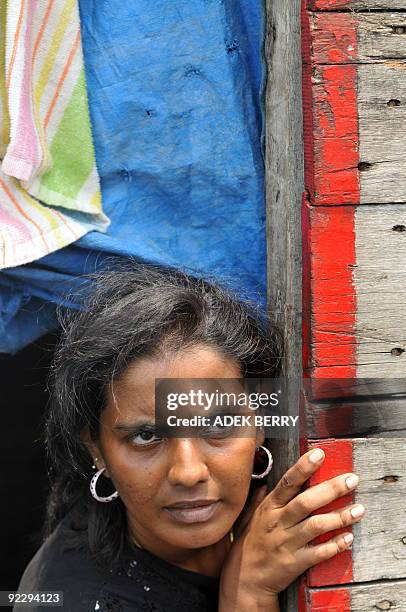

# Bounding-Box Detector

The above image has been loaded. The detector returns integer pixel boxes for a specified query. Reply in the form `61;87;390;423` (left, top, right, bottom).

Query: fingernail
309;448;325;464
350;504;365;518
345;474;359;489
344;533;354;545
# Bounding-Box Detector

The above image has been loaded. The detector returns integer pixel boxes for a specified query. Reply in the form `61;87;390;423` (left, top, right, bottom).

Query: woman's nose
167;439;210;487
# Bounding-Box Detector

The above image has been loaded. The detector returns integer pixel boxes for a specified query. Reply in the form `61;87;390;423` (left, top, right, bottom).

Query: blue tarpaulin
0;0;267;354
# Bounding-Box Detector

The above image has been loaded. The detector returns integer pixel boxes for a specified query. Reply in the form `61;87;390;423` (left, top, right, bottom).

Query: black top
15;513;220;612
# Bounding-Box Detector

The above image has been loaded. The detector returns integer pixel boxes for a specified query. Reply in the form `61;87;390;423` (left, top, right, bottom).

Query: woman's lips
164;501;221;524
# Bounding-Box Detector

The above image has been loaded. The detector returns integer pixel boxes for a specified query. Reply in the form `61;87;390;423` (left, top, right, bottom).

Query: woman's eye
130;430;162;446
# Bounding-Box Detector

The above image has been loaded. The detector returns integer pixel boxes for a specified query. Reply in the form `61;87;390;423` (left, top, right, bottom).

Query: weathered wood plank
303;2;406;605
303;7;406;206
311;13;406;64
305;439;355;586
305;439;406;586
309;0;406;10
304;64;360;205
305;397;406;437
265;0;303;462
304;579;406;612
265;1;303;610
355;204;406;376
307;62;406;205
302;0;359;205
304;204;406;377
303;203;358;377
358;64;406;203
352;438;406;582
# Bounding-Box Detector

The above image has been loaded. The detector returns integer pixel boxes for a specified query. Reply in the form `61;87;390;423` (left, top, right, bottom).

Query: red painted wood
310;204;356;374
306;587;351;611
311;14;358;64
302;203;357;377
302;3;358;371
307;0;352;10
302;194;313;374
312;64;360;205
299;576;351;612
302;4;360;205
306;440;354;586
301;1;358;604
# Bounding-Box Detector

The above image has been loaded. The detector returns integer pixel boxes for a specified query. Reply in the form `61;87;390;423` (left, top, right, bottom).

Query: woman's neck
128;524;232;578
165;533;232;577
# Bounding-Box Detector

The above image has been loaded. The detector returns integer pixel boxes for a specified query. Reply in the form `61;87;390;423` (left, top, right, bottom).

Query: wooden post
300;0;406;609
266;0;406;610
265;1;304;611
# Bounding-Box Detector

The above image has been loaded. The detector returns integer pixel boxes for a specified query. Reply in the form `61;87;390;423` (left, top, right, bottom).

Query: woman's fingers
281;472;360;528
296;530;355;570
288;503;366;549
267;448;326;508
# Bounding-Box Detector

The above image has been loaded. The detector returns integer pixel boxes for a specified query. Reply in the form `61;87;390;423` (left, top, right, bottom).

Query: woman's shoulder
15;513;219;612
15;514;106;611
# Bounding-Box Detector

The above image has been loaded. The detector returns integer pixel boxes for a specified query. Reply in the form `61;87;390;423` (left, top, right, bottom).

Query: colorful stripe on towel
0;0;109;269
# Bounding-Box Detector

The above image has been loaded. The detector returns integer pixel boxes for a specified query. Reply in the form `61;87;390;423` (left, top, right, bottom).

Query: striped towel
0;0;110;269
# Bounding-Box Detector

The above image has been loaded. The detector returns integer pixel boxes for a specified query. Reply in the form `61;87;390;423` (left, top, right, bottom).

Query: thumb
233;485;268;539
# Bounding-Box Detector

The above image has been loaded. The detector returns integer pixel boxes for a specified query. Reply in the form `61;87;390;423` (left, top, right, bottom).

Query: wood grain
302;1;406;607
306;438;406;586
305;579;406;611
265;0;303;609
358;64;406;204
306;439;355;586
309;0;406;10
306;64;360;205
304;379;406;437
304;9;406;206
355;204;406;376
311;13;406;64
307;62;406;205
303;204;406;376
353;438;406;582
303;204;357;377
305;397;406;437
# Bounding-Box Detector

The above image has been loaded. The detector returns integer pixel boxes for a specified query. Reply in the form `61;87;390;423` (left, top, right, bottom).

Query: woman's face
87;345;263;554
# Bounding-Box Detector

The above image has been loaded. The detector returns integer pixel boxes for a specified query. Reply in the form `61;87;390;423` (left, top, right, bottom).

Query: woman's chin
163;521;233;550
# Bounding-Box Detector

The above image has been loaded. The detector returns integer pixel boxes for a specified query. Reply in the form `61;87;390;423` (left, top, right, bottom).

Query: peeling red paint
312;64;359;205
302;1;358;377
302;195;313;375
306;587;351;611
308;0;352;10
312;14;358;64
302;203;357;377
300;575;351;612
301;0;358;603
303;5;360;206
306;440;354;586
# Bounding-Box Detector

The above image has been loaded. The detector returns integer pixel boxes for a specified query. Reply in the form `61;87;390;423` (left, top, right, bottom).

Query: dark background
0;332;60;596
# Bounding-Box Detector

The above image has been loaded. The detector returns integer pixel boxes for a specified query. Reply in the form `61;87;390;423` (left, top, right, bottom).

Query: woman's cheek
218;462;252;508
110;465;157;506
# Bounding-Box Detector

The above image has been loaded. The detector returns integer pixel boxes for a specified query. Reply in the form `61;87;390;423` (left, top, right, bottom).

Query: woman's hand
219;447;366;611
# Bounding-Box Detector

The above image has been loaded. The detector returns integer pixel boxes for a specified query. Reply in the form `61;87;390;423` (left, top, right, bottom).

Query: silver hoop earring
90;467;119;503
251;445;273;479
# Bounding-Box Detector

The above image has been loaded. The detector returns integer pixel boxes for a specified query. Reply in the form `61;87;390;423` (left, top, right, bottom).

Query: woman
15;263;365;611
